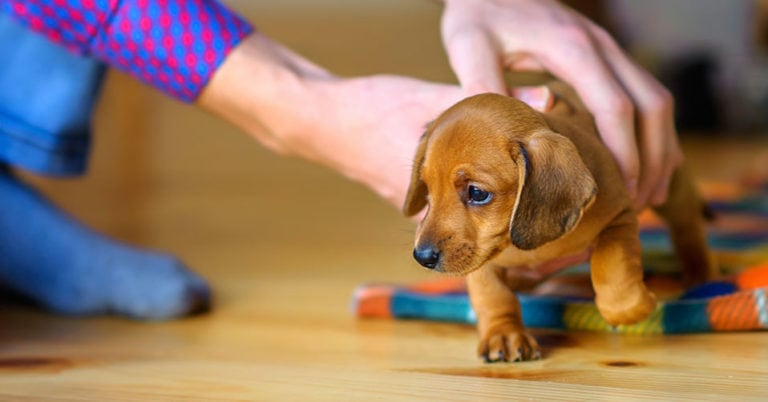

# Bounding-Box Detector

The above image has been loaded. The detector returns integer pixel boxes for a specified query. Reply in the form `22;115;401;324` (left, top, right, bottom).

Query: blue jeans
0;12;106;177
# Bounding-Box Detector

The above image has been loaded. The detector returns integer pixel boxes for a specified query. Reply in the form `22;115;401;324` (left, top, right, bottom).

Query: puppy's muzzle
413;244;441;270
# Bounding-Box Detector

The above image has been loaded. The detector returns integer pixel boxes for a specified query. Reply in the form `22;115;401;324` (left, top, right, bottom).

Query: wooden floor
3;2;768;400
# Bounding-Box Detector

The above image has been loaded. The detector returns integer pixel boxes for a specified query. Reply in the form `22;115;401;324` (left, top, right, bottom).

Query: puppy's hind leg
653;167;716;286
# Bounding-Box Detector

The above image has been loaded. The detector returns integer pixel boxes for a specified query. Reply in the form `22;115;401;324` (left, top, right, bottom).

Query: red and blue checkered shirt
2;0;253;102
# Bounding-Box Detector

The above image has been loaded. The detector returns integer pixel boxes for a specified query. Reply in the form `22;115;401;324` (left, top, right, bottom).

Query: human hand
300;76;465;207
440;0;682;209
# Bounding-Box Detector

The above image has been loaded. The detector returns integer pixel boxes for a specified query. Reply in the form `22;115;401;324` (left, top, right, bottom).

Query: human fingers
441;13;506;95
510;86;553;112
588;24;682;208
536;20;640;199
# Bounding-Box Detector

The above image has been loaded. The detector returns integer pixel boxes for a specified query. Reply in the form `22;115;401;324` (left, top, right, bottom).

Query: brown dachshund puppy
403;82;715;362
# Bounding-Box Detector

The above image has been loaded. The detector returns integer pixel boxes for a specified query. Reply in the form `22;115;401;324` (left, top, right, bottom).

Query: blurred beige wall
223;0;456;82
226;0;423;14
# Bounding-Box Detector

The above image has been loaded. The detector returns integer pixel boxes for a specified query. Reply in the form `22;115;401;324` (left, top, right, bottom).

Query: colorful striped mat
352;179;768;334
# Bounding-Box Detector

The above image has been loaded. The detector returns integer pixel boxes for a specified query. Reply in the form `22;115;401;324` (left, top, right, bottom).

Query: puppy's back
542;81;631;214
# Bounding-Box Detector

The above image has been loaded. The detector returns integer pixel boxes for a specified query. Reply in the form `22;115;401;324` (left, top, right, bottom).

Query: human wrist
197;32;337;157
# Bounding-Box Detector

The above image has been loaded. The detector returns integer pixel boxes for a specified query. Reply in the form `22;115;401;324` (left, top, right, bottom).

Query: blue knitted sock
0;168;210;319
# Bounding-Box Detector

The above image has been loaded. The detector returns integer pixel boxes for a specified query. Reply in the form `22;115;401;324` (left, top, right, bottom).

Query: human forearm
196;33;337;161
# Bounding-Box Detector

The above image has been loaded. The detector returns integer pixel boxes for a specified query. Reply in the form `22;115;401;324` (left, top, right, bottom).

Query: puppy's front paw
477;325;541;363
597;285;657;326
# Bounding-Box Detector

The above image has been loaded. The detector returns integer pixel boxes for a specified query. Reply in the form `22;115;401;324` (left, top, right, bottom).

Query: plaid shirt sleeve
2;0;254;102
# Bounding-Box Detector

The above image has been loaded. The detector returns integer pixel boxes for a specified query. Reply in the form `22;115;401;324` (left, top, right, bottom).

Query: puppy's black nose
413;245;441;269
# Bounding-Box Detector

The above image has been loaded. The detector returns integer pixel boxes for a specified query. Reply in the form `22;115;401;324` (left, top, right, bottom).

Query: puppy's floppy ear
509;130;597;250
402;132;430;216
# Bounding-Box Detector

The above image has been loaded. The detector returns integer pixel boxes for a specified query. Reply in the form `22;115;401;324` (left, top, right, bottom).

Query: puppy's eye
467;185;493;205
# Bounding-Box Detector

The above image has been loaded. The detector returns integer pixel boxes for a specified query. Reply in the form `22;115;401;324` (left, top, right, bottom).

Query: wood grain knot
603;360;641;368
